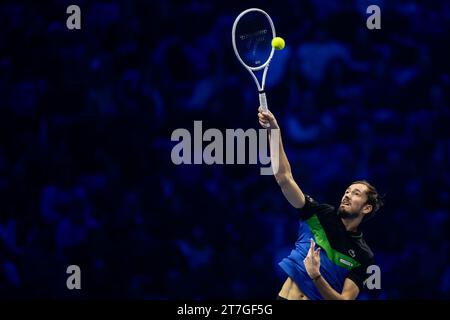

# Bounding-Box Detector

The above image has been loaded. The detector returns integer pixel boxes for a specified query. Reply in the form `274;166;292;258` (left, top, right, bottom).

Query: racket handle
259;92;269;112
259;92;270;128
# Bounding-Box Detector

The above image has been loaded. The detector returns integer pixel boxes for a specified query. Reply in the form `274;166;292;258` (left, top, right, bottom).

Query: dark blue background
0;0;449;299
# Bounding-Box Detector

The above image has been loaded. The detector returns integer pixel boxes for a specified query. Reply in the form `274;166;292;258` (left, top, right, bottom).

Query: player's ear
362;204;372;215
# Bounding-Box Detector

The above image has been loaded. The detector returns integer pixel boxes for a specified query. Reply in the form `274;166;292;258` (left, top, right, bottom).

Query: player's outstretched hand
258;106;280;130
304;238;321;280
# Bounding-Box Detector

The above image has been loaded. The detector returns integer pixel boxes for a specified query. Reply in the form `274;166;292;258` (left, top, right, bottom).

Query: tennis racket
232;8;276;123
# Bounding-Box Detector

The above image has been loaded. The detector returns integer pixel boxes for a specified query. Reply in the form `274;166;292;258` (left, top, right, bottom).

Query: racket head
232;8;276;72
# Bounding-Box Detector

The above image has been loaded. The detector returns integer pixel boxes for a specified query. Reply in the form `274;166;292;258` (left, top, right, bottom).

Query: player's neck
340;217;361;232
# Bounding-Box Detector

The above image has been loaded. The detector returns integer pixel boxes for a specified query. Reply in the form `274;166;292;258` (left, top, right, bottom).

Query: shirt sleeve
346;258;374;292
298;194;335;221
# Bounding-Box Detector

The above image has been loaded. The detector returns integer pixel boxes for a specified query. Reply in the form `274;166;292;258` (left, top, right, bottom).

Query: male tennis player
258;107;384;300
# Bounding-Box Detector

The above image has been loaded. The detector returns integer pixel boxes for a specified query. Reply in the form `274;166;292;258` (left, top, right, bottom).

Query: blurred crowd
0;0;449;298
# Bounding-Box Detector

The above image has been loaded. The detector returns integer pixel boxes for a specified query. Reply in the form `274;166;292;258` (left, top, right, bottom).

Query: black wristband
312;274;322;282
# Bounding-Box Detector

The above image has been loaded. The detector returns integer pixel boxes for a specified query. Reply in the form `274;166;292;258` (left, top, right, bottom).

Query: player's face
338;183;370;218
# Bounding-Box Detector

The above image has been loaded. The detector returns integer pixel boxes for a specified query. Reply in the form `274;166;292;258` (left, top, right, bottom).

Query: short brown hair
351;180;384;221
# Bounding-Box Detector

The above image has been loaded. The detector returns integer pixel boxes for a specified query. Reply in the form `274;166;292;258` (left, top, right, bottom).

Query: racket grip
259;92;269;112
259;92;270;128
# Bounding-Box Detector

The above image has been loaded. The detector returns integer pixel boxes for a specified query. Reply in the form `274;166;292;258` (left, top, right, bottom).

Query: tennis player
258;107;384;300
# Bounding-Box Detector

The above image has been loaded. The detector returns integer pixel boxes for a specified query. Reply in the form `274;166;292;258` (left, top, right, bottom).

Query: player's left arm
313;276;359;300
303;239;360;300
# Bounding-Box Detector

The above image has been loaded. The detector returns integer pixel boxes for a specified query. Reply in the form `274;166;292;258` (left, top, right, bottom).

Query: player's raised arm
258;107;305;208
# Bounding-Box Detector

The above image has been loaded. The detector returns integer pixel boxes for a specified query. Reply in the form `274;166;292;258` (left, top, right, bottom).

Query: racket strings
235;14;272;68
239;28;268;41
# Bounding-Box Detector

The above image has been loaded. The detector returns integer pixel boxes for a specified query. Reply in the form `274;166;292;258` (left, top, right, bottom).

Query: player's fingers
259;120;268;127
262;114;273;124
315;247;321;257
309;239;315;254
264;112;275;122
259;115;271;124
258;106;264;113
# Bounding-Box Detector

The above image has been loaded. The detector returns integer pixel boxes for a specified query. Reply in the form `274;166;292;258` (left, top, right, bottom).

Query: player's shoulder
303;194;335;211
298;194;335;220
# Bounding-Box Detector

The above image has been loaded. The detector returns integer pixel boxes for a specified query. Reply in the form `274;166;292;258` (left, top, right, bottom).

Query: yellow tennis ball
271;37;285;50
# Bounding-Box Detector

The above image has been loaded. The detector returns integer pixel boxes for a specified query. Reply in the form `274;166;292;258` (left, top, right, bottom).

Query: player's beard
337;206;359;220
